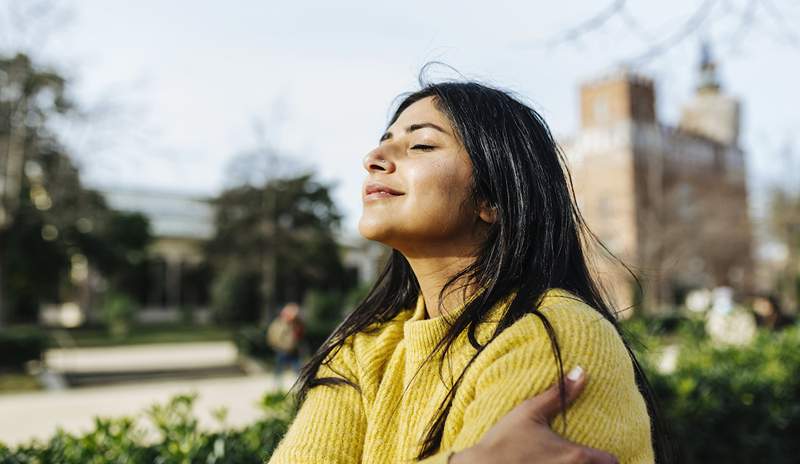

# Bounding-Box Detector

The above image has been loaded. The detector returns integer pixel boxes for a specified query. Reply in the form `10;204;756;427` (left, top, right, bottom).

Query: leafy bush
102;292;137;339
625;319;800;463
210;269;262;324
303;284;371;351
0;392;294;463
0;328;49;371
235;326;275;361
303;289;347;351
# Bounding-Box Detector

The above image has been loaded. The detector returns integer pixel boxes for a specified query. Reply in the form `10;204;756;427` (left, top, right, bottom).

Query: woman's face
358;96;490;253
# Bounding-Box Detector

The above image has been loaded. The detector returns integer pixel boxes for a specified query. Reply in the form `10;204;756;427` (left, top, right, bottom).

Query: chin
360;214;404;246
357;216;385;242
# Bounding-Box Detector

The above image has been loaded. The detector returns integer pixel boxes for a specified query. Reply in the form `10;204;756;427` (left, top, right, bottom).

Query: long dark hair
291;79;673;462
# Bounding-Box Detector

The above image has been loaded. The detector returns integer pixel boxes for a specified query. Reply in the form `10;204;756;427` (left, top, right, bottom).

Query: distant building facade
561;49;753;311
102;187;214;321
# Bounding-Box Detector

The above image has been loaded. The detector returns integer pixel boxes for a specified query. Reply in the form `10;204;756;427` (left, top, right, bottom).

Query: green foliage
623;318;800;462
235;326;274;360
0;203;66;322
101;292;137;339
5;417;153;463
290;283;368;352
207;172;356;323
305;284;373;350
0;391;294;463
0;52;153;325
1;53;70;325
210;269;262;324
0;372;41;392
302;289;347;351
88;211;153;300
0;327;48;370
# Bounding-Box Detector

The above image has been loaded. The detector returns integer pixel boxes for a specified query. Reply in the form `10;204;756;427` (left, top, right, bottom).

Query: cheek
407;159;474;228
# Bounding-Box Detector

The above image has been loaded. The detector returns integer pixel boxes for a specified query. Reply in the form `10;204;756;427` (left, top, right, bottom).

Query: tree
0;52;69;326
207;166;354;324
0;52;153;325
0;139;153;323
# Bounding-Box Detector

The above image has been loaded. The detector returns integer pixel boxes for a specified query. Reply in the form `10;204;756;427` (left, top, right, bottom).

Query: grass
0;372;41;393
50;324;234;348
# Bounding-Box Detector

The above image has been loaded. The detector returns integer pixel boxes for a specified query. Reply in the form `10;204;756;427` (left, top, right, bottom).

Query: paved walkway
0;372;296;447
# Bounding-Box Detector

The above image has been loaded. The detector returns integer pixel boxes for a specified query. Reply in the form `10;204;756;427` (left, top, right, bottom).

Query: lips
363;181;404;201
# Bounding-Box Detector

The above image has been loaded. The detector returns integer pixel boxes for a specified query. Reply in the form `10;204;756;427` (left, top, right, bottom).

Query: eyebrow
379;122;449;142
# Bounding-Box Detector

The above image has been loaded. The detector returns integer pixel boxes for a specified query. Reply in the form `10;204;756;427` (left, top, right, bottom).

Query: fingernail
567;365;584;382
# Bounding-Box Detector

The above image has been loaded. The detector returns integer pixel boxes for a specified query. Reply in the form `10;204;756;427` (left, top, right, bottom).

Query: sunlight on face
358;96;485;254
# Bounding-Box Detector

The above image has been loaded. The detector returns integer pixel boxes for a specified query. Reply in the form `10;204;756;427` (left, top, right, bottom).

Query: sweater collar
402;289;504;359
402;294;453;357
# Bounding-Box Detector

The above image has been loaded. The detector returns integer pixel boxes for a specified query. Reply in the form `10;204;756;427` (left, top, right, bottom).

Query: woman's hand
450;366;618;464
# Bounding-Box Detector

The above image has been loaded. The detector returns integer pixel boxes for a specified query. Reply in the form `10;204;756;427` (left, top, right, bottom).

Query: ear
477;200;497;224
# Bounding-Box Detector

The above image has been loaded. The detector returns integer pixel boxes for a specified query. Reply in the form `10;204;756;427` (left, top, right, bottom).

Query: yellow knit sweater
268;289;654;463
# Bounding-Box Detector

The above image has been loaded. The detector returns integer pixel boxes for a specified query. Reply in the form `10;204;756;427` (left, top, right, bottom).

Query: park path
0;341;295;447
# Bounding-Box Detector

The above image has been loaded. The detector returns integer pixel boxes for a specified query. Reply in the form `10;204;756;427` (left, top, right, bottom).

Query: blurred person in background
751;294;795;331
270;79;671;463
267;302;305;375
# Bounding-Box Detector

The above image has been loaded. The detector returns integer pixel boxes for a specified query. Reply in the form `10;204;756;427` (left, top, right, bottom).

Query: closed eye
410;144;436;152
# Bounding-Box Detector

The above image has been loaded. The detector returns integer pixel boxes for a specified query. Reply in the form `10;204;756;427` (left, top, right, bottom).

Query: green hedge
0;393;293;464
0;328;49;371
644;323;800;462
621;314;800;462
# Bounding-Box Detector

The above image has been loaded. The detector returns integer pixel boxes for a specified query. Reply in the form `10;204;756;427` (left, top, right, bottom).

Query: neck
402;246;478;319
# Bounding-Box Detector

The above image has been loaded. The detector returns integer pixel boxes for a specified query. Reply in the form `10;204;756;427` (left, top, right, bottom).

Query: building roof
99;186;215;241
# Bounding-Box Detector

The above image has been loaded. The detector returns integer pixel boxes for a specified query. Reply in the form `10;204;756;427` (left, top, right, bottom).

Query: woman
268;81;668;463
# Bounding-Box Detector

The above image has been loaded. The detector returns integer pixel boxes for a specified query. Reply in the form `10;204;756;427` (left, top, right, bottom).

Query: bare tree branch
760;0;800;48
617;2;656;43
516;0;798;66
544;0;626;49
725;0;758;54
625;0;717;66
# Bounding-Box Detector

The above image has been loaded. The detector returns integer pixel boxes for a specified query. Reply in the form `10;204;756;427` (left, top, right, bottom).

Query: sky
2;0;799;234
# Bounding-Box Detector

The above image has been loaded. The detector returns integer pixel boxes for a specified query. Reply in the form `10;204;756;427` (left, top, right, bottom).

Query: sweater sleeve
418;303;654;464
267;340;367;464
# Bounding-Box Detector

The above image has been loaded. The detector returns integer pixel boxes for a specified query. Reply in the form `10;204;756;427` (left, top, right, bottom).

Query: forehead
390;96;450;129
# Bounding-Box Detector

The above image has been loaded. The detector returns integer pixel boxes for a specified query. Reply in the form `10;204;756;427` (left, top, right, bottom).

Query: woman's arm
450;367;617;464
418;305;654;464
414;367;617;464
267;342;367;464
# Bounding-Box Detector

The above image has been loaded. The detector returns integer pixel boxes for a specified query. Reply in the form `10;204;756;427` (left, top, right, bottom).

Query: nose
363;146;396;174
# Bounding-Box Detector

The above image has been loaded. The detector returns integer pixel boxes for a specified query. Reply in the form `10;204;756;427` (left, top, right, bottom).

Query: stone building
561;48;753;312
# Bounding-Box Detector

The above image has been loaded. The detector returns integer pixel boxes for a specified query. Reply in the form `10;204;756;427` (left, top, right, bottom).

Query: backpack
267;318;299;353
